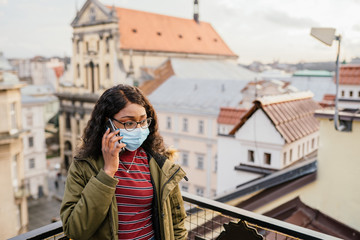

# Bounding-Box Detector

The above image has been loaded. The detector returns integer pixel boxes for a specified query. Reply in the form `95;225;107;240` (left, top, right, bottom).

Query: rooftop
230;91;322;143
148;76;249;115
217;107;248;125
110;6;237;57
339;64;360;85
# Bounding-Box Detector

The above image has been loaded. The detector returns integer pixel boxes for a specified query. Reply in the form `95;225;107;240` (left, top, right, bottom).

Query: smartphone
106;119;123;146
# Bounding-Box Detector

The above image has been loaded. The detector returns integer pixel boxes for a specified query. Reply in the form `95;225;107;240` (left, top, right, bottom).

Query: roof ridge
107;5;210;24
257;91;314;105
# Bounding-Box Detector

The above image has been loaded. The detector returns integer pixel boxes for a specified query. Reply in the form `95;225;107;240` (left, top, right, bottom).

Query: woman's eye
125;122;136;127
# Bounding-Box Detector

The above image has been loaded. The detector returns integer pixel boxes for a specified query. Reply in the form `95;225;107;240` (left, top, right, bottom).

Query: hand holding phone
105;119;122;146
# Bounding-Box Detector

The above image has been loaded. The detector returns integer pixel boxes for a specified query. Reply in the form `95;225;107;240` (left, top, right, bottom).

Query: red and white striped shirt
114;148;154;240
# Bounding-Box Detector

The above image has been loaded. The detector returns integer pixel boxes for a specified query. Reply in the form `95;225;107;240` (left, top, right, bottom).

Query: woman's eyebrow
119;114;146;119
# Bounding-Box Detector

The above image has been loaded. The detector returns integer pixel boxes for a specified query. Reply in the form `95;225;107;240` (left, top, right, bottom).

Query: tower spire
193;0;199;23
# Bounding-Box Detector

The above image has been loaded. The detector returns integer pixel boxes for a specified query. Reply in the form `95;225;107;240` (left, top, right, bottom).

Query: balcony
10;192;340;240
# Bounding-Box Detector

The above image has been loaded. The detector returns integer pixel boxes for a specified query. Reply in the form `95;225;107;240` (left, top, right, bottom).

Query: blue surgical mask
120;127;150;151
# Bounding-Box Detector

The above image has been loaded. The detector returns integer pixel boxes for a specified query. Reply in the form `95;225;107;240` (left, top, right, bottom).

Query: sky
0;0;360;64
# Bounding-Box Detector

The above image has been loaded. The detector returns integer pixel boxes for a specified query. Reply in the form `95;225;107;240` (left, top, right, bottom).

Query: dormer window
349;91;353;97
89;7;96;22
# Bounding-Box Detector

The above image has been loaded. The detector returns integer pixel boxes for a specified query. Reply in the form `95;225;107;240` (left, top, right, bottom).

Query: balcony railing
10;192;340;240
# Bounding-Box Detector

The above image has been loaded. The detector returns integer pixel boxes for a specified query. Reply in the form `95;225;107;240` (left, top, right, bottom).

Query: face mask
120;127;150;151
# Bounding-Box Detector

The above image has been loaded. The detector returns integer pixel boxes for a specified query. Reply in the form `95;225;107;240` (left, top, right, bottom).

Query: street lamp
310;27;345;131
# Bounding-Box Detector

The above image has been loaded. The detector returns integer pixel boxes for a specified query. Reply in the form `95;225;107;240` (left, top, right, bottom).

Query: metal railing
10;192;340;240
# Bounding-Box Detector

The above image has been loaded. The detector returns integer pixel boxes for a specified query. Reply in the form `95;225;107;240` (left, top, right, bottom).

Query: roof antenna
193;0;199;23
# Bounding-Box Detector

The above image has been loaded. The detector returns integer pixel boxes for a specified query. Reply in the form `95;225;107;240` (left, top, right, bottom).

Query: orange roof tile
53;66;64;79
230;92;322;143
339;65;360;85
110;7;237;57
217;107;248;125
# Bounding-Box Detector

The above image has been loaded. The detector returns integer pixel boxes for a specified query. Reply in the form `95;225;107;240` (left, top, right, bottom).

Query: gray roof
148;76;249;115
285;76;336;101
21;84;55;96
170;58;258;81
21;95;49;105
0;72;20;85
0;52;13;71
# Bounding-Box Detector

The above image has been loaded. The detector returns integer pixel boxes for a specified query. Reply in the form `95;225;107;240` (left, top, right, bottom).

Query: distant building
21;95;48;199
0;52;28;238
140;58;257;95
149;75;252;197
57;0;238;170
9;56;64;91
217;92;321;195
338;64;360;109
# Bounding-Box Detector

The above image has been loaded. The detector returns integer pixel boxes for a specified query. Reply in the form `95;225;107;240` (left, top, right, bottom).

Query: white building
338;64;360;109
21;95;49;199
148;69;254;197
217;91;322;195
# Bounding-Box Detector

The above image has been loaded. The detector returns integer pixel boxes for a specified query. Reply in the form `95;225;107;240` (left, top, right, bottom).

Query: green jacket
60;152;188;240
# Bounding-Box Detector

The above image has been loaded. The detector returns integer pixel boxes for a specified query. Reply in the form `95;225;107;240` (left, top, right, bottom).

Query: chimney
193;0;199;23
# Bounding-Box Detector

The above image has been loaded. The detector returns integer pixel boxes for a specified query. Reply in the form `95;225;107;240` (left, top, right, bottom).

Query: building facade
217;92;321;195
21;95;48;199
58;0;238;170
0;52;28;238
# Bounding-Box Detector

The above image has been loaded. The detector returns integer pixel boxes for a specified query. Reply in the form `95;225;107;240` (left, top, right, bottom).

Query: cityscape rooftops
230;91;322;143
339;64;360;85
148;76;249;115
110;6;237;57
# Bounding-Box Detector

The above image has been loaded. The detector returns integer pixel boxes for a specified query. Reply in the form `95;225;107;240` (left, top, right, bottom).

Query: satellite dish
310;28;336;46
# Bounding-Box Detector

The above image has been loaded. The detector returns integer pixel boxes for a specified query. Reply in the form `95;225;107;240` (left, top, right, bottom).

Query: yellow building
57;0;237;170
250;109;360;232
0;52;28;239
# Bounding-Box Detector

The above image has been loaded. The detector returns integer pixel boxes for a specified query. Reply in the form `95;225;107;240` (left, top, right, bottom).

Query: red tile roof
53;66;64;79
110;7;237;57
230;92;322;143
339;65;360;85
217;107;248;125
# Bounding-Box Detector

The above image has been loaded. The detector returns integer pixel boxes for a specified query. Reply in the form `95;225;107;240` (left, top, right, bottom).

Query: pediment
71;0;117;27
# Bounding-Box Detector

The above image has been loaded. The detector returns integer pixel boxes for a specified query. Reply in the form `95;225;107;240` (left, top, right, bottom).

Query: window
358;91;360;98
89;7;96;22
196;155;204;169
248;150;254;163
10;102;17;130
341;90;345;97
26;114;33;127
350;91;353;97
106;37;110;53
182;152;189;167
264;153;271;165
182;118;188;132
29;158;35;169
289;149;293;162
166;116;171;130
298;145;301;158
198;120;204;134
181;184;188;192
311;138;315;149
307;141;309;153
76;40;80;54
86;42;89;53
28;136;34;148
77;64;80;78
283;152;287;165
214;154;218;173
12;154;19;189
77;119;81;135
106;63;110;79
65;113;71;131
196;186;204;197
16;204;21;231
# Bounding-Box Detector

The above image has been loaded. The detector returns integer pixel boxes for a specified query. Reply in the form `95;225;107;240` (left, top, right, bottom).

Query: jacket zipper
77;159;115;240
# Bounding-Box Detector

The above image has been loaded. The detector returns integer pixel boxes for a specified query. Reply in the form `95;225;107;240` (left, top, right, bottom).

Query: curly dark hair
77;84;167;160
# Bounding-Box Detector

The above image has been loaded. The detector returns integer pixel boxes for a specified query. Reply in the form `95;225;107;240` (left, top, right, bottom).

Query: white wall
22;103;48;198
216;135;261;195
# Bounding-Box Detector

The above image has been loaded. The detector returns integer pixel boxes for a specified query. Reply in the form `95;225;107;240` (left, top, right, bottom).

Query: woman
60;84;188;240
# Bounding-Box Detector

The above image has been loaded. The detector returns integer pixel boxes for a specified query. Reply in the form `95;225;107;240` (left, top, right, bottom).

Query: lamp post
310;27;344;131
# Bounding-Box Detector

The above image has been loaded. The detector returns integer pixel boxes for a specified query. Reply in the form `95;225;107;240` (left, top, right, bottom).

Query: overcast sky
1;0;360;64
